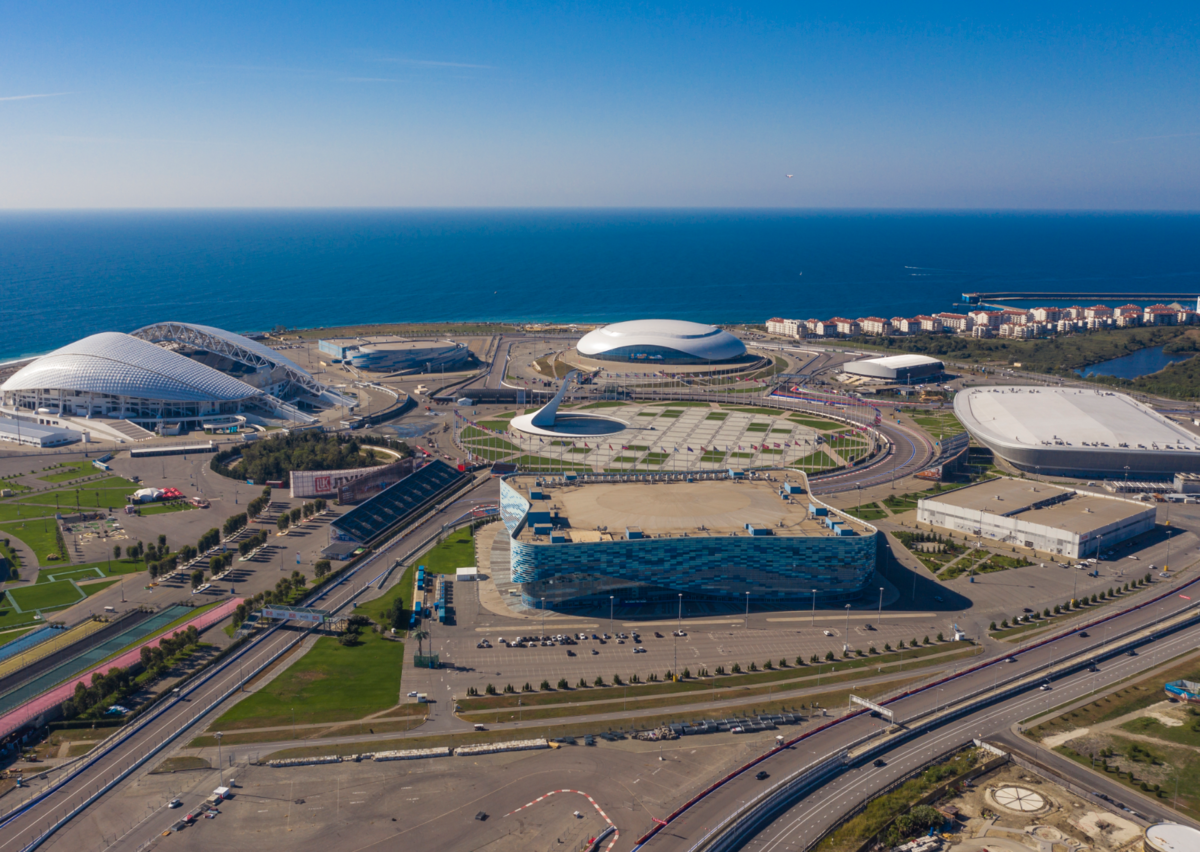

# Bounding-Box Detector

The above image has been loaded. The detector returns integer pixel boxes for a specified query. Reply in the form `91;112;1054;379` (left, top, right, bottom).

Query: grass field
37;557;147;583
0;519;65;563
1056;734;1200;820
358;565;415;629
789;416;845;430
17;482;139;511
845;503;888;521
791;450;837;471
37;461;105;484
208;628;405;729
420;527;476;574
7;580;86;612
138;502;197;516
0;503;58;523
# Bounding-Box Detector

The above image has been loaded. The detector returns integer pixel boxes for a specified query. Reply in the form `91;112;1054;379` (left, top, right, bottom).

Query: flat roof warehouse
917;477;1155;558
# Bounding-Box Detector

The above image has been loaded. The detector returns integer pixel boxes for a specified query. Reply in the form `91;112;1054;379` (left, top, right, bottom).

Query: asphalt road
640;574;1200;851
0;478;499;852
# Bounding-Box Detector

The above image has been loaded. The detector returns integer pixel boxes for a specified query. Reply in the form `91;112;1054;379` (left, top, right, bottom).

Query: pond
1077;345;1194;379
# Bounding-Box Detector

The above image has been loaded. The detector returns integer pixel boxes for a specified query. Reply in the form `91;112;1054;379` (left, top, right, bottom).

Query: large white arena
576;319;747;365
843;353;944;383
954;385;1200;478
0;322;352;438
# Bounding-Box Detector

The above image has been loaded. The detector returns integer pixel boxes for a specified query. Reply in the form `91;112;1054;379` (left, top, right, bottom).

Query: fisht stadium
575;319;748;365
0;322;353;439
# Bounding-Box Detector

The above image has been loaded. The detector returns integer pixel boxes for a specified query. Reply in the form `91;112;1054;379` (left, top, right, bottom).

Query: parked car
755;771;769;780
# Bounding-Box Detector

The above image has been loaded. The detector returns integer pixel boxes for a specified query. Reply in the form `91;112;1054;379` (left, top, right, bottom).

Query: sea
1;209;1198;364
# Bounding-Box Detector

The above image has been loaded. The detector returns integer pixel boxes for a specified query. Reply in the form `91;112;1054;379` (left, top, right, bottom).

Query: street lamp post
215;732;223;788
877;587;883;628
541;597;546;638
609;596;614;638
677;594;683;635
844;604;851;646
745;591;750;630
811;589;817;627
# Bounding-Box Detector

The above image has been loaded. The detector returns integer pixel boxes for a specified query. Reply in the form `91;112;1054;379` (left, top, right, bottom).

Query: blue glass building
499;474;877;609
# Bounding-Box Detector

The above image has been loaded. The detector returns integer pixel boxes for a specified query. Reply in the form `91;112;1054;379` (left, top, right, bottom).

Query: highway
638;574;1200;851
0;477;499;852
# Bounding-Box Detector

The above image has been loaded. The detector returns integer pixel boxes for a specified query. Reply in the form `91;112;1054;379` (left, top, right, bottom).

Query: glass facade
500;479;875;608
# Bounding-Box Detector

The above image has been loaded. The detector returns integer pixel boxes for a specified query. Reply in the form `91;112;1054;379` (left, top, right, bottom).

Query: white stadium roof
0;332;264;403
854;354;942;370
956;386;1196;450
577;319;746;361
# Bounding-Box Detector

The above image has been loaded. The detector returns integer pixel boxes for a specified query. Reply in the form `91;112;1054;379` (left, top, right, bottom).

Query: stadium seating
331;460;466;545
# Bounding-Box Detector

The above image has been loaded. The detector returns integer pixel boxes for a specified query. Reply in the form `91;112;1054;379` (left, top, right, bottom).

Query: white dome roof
0;332;264;403
577;320;746;362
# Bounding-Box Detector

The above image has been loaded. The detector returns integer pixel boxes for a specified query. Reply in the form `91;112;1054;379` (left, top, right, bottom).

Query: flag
687;446;694;452
773;443;781;448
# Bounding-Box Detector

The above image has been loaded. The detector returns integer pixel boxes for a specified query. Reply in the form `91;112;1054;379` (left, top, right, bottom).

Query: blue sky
2;2;1198;208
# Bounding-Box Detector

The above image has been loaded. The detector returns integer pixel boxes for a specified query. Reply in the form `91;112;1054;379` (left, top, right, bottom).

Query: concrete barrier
453;738;548;757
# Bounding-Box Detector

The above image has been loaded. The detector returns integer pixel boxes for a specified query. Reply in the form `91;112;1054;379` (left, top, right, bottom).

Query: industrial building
319;337;470;373
955;386;1200;478
916;477;1155;559
0;417;80;448
575;319;747;365
0;323;352;437
842;353;944;383
497;472;877;609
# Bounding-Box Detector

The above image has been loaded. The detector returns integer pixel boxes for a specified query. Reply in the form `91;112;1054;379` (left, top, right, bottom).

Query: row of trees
210;432;407;483
138;625;201;678
990;576;1151;630
275;499;327;533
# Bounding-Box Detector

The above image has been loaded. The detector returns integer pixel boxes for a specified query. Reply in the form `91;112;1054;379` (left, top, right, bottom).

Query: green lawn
358;565;415;629
209;628;406;729
791;450;837;471
705;412;728;421
82;578;120;597
789;416;845;431
657;410;684;418
726;406;788;415
845;503;888;522
421;527;476;574
37;461;105;484
138;502;197;516
37;557;147;583
729;451;754;459
745;423;771;432
642;452;670;464
6;579;87;612
0;503;58;523
0;519;65;563
700;451;727;463
17;481;139;511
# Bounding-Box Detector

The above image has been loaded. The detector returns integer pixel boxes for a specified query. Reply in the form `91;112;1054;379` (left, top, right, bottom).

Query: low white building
917;478;1155;559
0;418;80;448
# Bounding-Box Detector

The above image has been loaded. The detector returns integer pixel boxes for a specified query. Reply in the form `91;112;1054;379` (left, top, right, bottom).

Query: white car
407;691;420;697
823;630;834;637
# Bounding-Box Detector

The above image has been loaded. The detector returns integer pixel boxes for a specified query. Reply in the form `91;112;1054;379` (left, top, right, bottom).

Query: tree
290;569;307;588
190;569;205;589
210;555;224;573
289;507;302;525
113;545;122;560
314;559;331;579
825;650;835;661
277;514;290;533
412;629;428;658
147;562;159;580
157;534;166;548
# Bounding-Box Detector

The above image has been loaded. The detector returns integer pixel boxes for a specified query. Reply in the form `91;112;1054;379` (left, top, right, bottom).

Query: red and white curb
506;789;619;851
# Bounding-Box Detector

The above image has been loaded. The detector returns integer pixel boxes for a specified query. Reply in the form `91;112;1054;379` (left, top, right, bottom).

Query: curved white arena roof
844;353;944;379
577;320;746;361
131;321;308;376
0;333;264;403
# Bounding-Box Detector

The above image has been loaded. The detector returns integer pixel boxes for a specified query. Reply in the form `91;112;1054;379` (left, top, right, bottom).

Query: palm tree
413;629;429;658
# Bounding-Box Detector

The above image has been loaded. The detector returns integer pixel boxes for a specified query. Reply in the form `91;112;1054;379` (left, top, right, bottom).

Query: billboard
289;464;390;499
849;694;893;720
